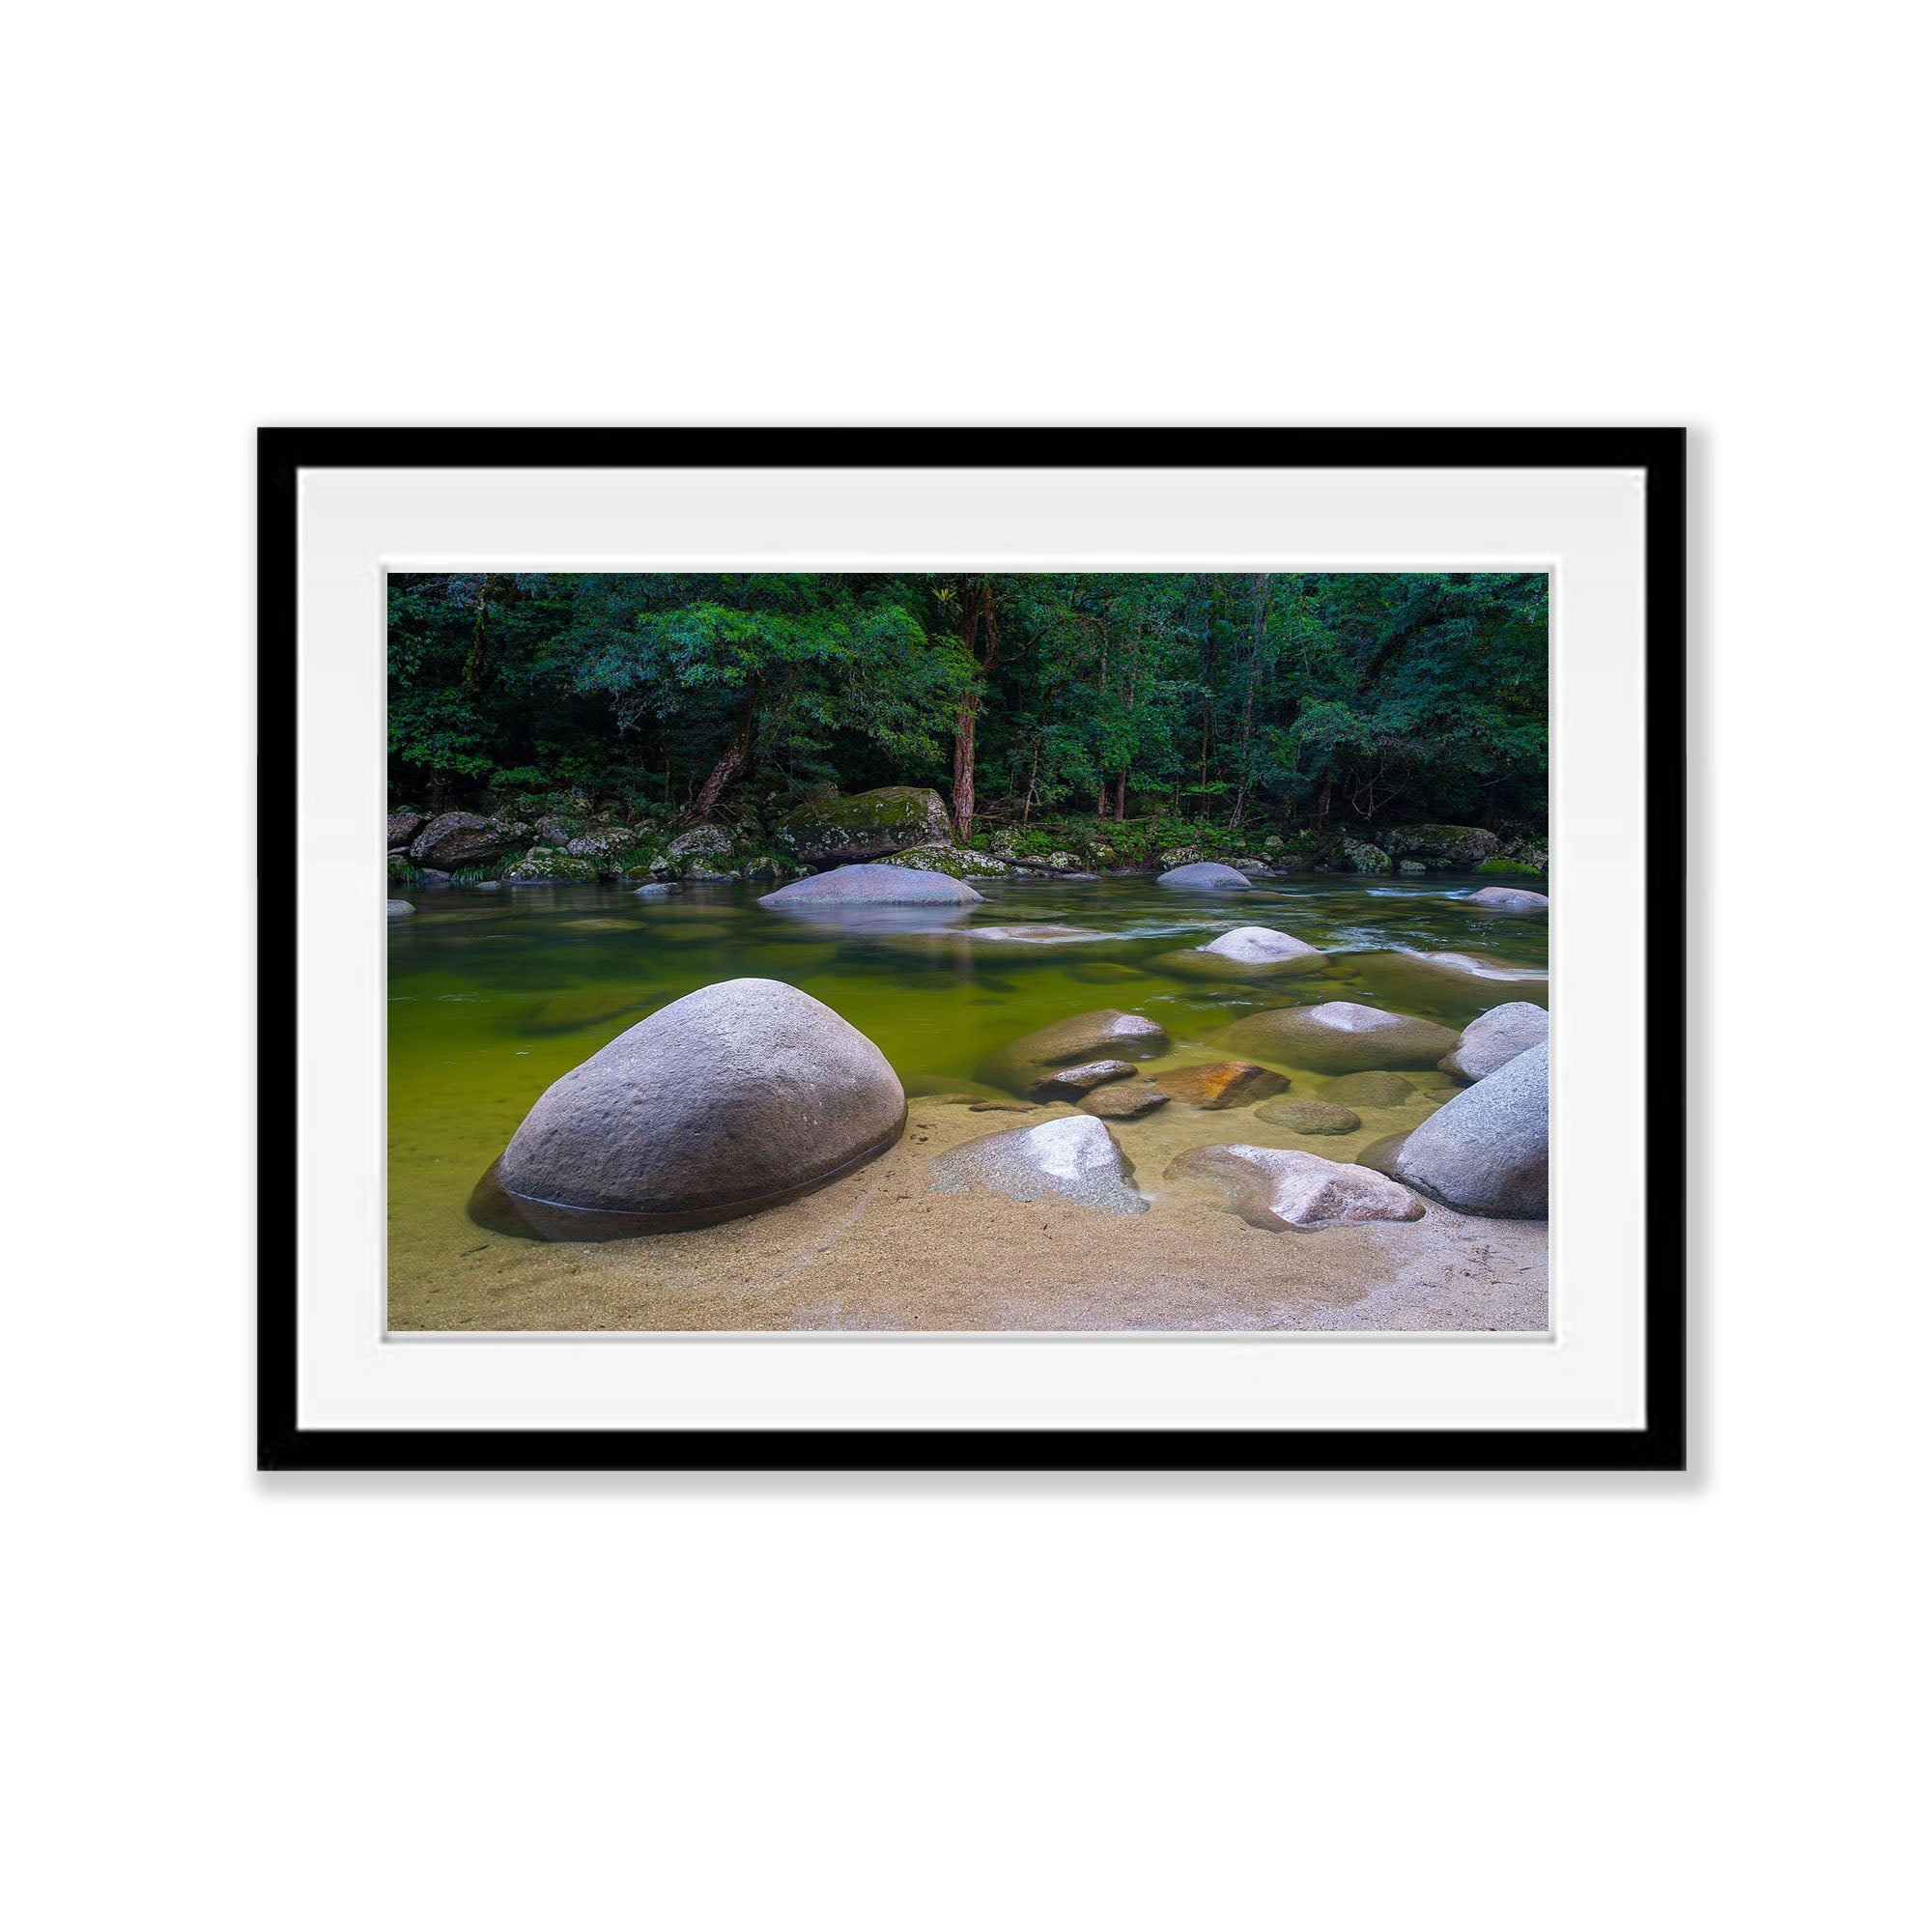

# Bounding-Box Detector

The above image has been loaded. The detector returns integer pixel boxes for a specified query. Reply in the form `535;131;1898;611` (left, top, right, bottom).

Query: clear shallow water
387;872;1546;1266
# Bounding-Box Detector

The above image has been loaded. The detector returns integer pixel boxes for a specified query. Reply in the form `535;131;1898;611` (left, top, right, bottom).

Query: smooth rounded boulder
977;1008;1170;1094
409;810;530;869
1156;861;1252;890
1465;885;1549;910
386;898;413;918
1254;1097;1360;1134
1216;1001;1461;1074
1164;1144;1424;1231
1440;1002;1549;1083
929;1114;1148;1215
1391;1039;1548;1218
758;864;983;908
479;978;906;1238
1154;925;1325;980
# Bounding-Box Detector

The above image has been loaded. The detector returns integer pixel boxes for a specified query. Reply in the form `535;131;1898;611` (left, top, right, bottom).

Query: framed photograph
259;427;1685;1471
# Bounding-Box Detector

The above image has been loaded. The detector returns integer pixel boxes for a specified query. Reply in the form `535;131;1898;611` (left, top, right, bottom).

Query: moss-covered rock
503;846;598;883
775;787;953;863
1338;838;1391;874
1378;824;1499;870
877;843;1014;879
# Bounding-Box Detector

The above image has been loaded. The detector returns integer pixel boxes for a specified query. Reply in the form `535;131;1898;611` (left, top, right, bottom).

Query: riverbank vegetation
388;571;1548;853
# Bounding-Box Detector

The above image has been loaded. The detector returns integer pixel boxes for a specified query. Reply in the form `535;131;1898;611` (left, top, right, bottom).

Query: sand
388;1090;1547;1333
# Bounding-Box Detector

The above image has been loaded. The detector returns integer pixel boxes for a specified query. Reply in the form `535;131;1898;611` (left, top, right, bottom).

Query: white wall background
6;4;1924;1927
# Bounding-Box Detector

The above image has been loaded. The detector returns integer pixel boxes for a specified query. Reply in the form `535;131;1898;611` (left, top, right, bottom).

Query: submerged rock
1316;1070;1418;1108
1440;1001;1549;1083
1466;885;1549;910
1165;1145;1424;1231
1156;861;1252;890
977;1008;1171;1094
1351;948;1549;1010
1391;1040;1548;1218
525;988;649;1034
386;898;414;918
929;1113;1148;1215
776;786;953;863
481;978;906;1238
1154;1061;1290;1109
1078;1078;1169;1120
1254;1097;1360;1134
1154;925;1325;980
1217;1001;1462;1074
1029;1060;1138;1101
758;864;983;908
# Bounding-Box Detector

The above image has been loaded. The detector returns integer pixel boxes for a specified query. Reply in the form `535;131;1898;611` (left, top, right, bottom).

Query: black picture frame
258;427;1687;1474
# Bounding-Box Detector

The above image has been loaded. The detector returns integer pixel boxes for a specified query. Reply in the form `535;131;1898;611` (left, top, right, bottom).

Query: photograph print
386;568;1550;1334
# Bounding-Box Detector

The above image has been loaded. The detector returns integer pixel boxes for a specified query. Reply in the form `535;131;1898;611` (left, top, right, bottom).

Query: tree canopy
388;571;1547;837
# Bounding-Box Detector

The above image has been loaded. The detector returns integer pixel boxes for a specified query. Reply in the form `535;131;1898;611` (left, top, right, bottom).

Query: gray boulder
1164;1145;1424;1231
876;843;1014;879
1466;885;1549;910
633;881;678;898
759;864;984;908
1154;924;1325;980
533;814;573;847
1029;1060;1138;1101
1440;1002;1549;1083
485;978;906;1236
663;824;733;864
385;898;414;918
1156;861;1252;890
929;1113;1148;1215
386;810;424;848
1254;1097;1360;1134
1078;1079;1168;1120
1217;1001;1462;1074
503;847;598;883
776;786;953;863
1337;837;1390;874
409;810;530;869
978;1009;1171;1094
1391;1040;1548;1218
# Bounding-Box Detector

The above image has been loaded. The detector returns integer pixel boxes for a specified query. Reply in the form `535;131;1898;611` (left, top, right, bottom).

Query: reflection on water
387;872;1547;1253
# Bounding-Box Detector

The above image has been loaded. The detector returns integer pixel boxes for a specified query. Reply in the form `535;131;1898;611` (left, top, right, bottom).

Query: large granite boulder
1379;824;1499;870
758;864;983;908
409;810;531;869
1216;1001;1462;1074
1156;861;1252;890
1466;885;1549;910
929;1113;1147;1215
1390;1040;1548;1218
1028;1060;1138;1101
479;979;906;1238
1440;1001;1549;1083
386;810;424;849
775;786;953;863
876;843;1014;878
1164;1145;1424;1231
1154;925;1325;980
977;1008;1170;1094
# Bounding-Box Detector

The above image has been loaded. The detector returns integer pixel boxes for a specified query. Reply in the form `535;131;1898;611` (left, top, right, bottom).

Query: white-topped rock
929;1113;1148;1216
1216;1000;1462;1073
1165;1144;1425;1231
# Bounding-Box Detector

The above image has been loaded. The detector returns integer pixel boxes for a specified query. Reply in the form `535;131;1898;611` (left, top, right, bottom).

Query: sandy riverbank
388;1091;1547;1332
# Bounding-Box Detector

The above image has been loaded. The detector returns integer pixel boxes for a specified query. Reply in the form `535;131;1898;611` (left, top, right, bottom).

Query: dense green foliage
389;572;1546;837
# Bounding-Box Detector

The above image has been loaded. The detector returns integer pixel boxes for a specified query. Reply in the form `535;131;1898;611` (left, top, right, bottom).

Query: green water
387;873;1547;1258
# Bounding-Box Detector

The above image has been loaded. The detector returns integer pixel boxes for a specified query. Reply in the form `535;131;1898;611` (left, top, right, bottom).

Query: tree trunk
1112;770;1127;818
690;702;754;821
951;696;978;841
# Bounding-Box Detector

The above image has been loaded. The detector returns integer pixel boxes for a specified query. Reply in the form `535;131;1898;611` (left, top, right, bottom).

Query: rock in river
758;864;984;908
1316;1070;1418;1108
1390;1040;1548;1218
1154;924;1325;980
929;1113;1148;1215
476;978;906;1238
1156;861;1253;890
1078;1078;1169;1120
1465;885;1549;910
1155;1061;1289;1109
386;898;413;918
978;1008;1171;1094
1029;1059;1138;1100
1164;1144;1424;1231
1217;1001;1462;1074
1254;1097;1360;1134
1439;1001;1549;1083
